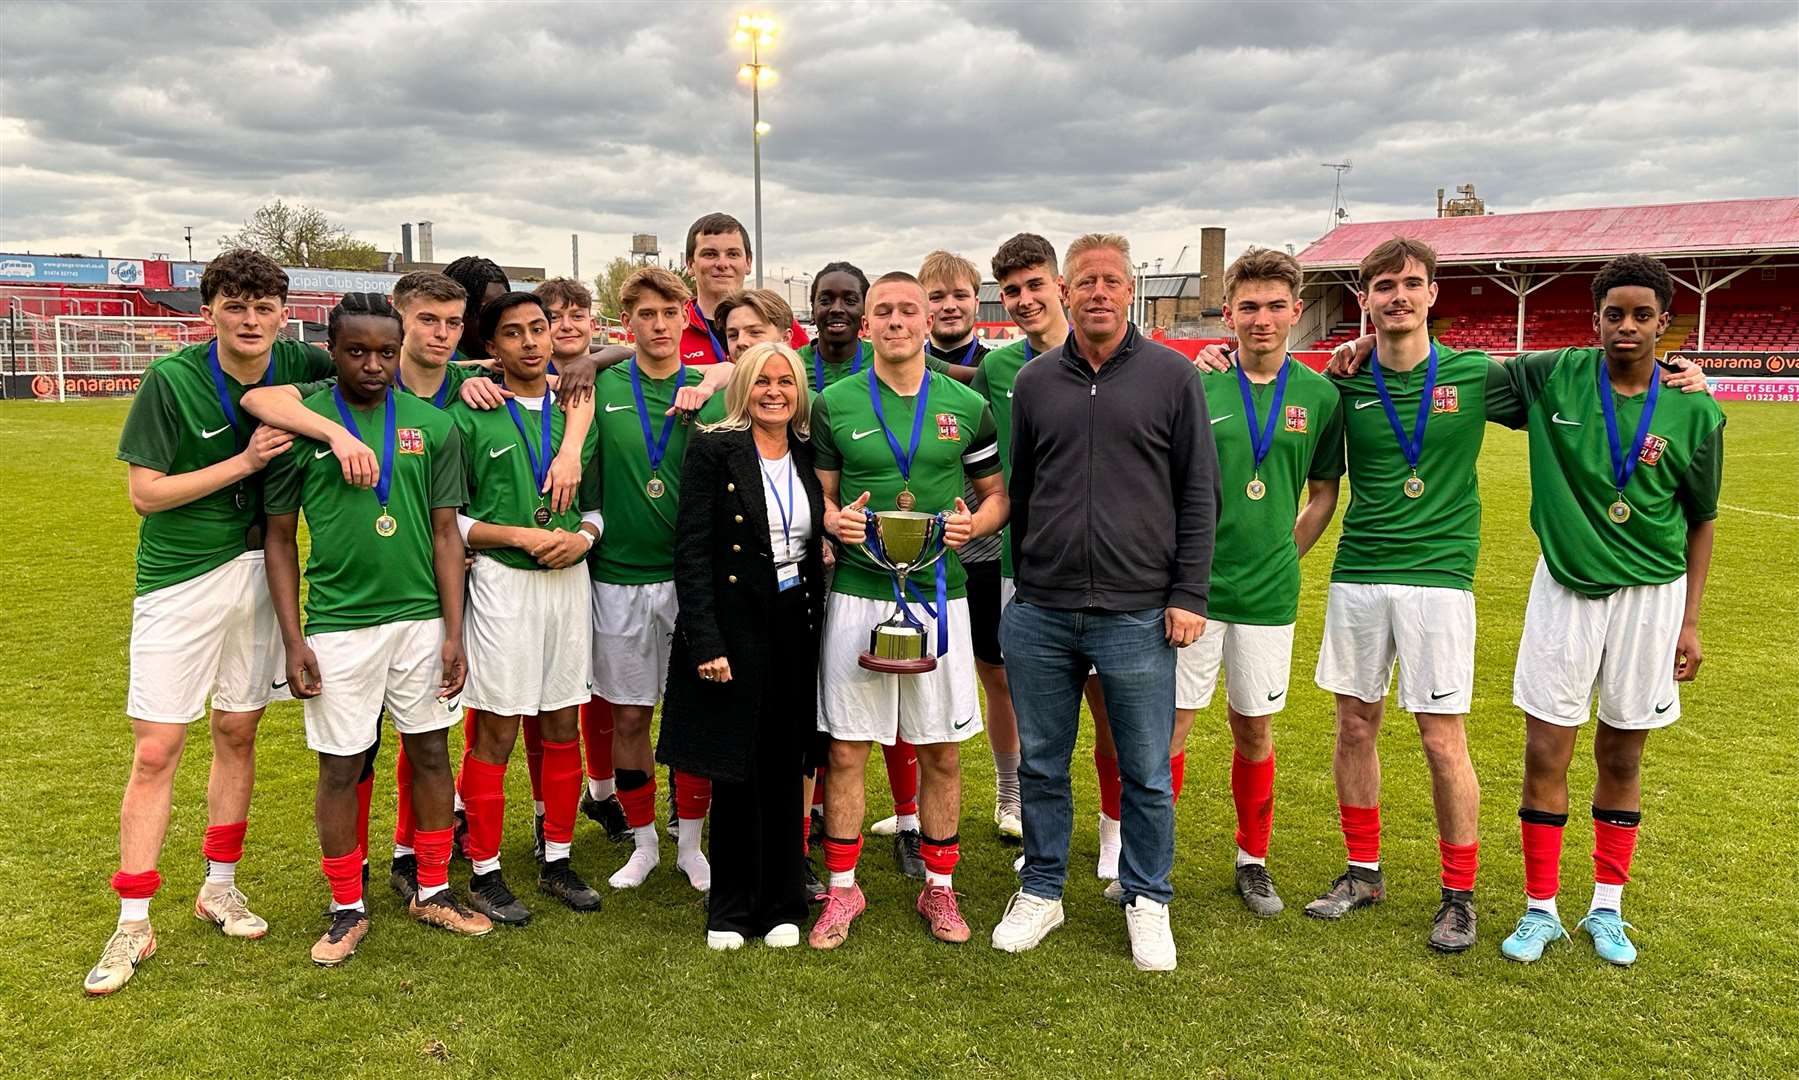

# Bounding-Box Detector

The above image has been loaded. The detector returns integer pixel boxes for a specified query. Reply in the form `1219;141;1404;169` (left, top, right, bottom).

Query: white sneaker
1125;896;1176;971
1102;880;1125;905
707;930;745;951
1096;813;1121;880
870;814;900;837
1012;853;1025;873
764;923;801;948
608;834;661;889
990;891;1065;953
994;802;1023;841
676;849;712;892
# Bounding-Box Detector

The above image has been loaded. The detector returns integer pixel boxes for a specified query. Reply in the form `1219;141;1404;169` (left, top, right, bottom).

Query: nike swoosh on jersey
201;425;232;438
1551;413;1582;426
489;445;515;458
851;428;880;440
1210;414;1234;425
1005;389;1013;398
604;403;633;412
314;448;333;459
1355;399;1384;410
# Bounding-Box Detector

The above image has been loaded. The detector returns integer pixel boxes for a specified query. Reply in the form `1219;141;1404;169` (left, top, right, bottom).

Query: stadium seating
1679;305;1799;350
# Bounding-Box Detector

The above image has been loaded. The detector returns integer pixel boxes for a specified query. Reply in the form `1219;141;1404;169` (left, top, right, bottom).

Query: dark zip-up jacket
1008;323;1219;615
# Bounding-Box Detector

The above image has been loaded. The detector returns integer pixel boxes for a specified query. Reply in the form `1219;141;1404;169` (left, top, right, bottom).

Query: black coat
656;425;827;783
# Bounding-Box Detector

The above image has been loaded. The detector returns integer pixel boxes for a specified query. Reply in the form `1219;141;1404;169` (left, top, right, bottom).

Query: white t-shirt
757;451;813;564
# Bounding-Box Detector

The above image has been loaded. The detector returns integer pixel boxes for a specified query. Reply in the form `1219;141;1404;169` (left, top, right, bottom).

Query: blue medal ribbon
395;365;451;409
868;366;931;488
1368;342;1438;474
812;340;865;394
690;301;728;363
208;340;274;446
331;385;397;508
630;357;687;478
1599;359;1661;497
503;393;555;499
1235;354;1292;478
1023;340;1035;362
930;337;980;367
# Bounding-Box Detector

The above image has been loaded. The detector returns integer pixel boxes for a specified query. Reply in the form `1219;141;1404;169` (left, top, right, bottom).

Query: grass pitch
1;399;1795;1079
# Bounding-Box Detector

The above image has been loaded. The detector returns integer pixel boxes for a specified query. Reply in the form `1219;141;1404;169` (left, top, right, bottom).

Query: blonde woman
657;343;827;949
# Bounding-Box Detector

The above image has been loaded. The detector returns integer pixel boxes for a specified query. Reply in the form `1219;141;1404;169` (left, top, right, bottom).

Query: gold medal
1608;498;1631;524
533;505;552;526
374;512;397;537
895;488;916;511
1246;477;1266;501
646;476;665;499
1403;473;1425;499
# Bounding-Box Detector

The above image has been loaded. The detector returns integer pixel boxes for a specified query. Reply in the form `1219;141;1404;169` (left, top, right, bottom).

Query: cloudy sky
3;0;1796;290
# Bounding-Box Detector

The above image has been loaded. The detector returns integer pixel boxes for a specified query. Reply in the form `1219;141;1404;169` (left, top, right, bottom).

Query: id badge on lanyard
776;562;801;592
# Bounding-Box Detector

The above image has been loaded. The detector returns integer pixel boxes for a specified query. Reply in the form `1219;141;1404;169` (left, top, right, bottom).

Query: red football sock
811;774;827;808
201;820;247;866
579;697;614;782
919;834;960;881
354;774;373;862
463;708;479;754
1521;816;1566;900
1439;839;1479;891
802;815;814;856
320;851;364;907
1339;802;1381;864
823;835;863;875
1094;747;1122;821
1230;750;1275;859
540;739;581;846
883;740;919;817
617;775;658;830
393;744;416;849
111;869;162;900
414;826;452;890
1169;751;1187;803
674;770;712;820
1593;818;1639;886
522;715;545;805
458;756;508;864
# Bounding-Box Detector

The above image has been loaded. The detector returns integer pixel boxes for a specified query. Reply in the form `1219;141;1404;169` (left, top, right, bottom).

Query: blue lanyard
1023;340;1035;362
931;337;980;367
813;340;865;394
331;385;397;507
1235;354;1292;476
1368;343;1439;471
629;358;686;475
760;455;795;558
396;366;451;409
868;366;931;485
690;301;728;363
502;394;555;495
1599;360;1661;494
208;341;273;446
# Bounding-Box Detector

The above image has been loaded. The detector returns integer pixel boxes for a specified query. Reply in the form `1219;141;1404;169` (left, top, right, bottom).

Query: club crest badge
1432;385;1459;414
936;413;960;441
1285;405;1308;432
1639;433;1667;466
398;428;425;455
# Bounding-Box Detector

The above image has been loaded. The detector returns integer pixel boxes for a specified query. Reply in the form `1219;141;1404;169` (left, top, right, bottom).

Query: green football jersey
1202;360;1345;625
811;366;1001;601
1505;348;1724;598
1330;342;1525;590
263;389;465;635
969;338;1036;578
587;361;726;585
117;338;335;596
451;394;600;573
395;360;481;409
798;340;871;394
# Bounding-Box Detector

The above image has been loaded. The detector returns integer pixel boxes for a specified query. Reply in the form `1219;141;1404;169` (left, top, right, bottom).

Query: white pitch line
1720;503;1799;521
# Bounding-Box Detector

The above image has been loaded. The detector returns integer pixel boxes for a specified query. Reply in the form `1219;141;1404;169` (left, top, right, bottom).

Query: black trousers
706;583;812;936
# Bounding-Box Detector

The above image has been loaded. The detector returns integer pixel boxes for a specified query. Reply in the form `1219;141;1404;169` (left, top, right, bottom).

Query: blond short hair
918;250;982;294
714;288;794;334
702;342;811;439
1223;247;1304;303
619;266;692;312
1064;233;1132;270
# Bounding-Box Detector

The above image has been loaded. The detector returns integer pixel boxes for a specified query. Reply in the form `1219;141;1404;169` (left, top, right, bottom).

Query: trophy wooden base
858;653;938;674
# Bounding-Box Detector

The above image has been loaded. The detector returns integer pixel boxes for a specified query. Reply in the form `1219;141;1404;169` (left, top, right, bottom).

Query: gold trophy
857;509;950;674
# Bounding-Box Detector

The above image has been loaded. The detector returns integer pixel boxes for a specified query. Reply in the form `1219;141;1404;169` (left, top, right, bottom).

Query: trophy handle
858;507;898;573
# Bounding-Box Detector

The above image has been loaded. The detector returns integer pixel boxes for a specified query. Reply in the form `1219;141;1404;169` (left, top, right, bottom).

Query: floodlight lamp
755;121;771;136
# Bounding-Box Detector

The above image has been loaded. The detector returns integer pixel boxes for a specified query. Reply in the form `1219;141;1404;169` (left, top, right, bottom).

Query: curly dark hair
443;255;510;358
328;292;403;345
1591;253;1675;313
200;249;289;305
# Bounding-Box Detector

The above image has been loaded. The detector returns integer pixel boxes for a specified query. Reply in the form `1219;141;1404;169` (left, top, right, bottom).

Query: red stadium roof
1297;196;1799;269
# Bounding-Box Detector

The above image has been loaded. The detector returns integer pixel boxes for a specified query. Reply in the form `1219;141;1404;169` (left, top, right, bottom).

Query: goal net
2;315;308;401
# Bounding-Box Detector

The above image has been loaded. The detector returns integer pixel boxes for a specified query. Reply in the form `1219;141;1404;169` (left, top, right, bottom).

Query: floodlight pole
752;56;764;289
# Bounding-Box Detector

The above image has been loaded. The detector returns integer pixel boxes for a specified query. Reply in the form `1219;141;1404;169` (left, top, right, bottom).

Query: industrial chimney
1198;227;1226;314
401;224;414;265
418;221;435;263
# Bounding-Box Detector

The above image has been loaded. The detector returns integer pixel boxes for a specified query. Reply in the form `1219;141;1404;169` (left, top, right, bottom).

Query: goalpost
34;316;309;402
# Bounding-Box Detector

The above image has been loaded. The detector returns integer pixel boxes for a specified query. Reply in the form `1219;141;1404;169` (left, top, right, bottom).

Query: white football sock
588;776;615;801
896;813;920;834
119;898;150;923
828;868;856;888
205;859;238;887
609;829;660;889
676;816;704;856
393;844;414;858
925;870;952;888
1348;859;1381;872
1590;882;1623;913
416;881;447;901
331;898;366;913
1236;847;1265;867
532;800;545;817
453;791;465;813
544;839;572;863
1527;895;1559;919
472;856;501;876
1097;813;1122;880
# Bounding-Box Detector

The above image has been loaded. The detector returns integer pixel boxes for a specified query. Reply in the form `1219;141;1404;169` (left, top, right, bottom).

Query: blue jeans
1000;600;1177;905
